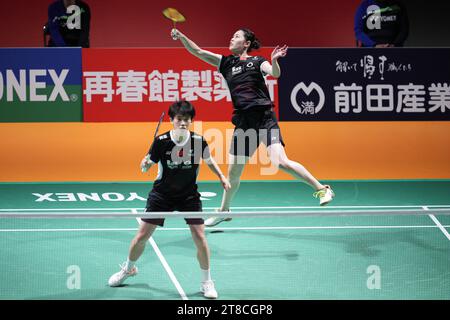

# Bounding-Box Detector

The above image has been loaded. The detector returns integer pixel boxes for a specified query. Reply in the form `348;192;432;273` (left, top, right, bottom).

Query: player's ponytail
240;28;261;53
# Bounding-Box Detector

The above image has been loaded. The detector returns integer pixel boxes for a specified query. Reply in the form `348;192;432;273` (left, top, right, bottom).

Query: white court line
161;225;450;231
0;208;139;211
212;205;450;209
424;206;450;241
2;204;450;211
0;228;137;232
2;225;450;232
132;210;188;300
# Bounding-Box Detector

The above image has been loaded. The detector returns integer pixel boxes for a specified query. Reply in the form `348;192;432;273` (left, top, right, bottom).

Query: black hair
168;100;196;120
240;28;261;53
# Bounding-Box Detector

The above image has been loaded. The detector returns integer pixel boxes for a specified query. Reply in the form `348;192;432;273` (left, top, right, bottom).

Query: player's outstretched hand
271;45;288;61
171;28;183;40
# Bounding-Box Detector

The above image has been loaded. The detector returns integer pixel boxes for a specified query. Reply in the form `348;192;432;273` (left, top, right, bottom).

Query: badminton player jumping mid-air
171;28;335;227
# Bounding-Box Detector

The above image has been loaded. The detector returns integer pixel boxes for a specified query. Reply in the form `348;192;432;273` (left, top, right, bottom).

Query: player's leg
130;192;169;263
205;113;258;227
129;221;158;261
204;155;247;227
108;222;157;287
219;154;248;211
181;194;218;299
108;191;170;287
266;142;334;205
219;123;254;212
220;113;253;211
189;223;210;271
261;109;334;206
189;223;218;299
267;142;323;189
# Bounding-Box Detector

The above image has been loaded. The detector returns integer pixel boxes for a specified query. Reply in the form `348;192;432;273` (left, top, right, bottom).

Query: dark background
1;0;449;48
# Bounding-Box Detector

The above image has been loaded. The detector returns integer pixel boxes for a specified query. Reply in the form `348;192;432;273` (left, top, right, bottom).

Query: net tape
0;208;449;218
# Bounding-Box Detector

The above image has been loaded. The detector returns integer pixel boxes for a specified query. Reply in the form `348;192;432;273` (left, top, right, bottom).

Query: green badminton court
1;180;449;300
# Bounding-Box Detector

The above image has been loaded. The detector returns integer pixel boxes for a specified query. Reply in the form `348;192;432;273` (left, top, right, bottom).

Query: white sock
125;258;136;272
201;268;211;282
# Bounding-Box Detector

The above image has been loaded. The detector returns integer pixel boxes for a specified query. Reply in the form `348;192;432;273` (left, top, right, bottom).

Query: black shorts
230;106;285;157
141;191;204;227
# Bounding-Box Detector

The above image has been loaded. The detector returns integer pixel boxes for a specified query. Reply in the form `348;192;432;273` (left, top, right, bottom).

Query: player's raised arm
260;45;288;78
171;29;222;67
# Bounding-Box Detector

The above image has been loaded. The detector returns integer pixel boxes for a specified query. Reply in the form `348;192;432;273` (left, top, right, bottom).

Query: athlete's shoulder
221;54;239;65
191;132;204;140
156;131;170;141
223;54;236;60
253;56;267;62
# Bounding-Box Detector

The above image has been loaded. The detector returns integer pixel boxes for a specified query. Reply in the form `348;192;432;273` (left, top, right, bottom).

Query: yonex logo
32;191;218;202
0;69;70;102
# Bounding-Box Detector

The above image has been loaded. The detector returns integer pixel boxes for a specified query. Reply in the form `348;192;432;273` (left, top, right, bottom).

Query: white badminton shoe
201;280;218;299
108;262;138;287
204;209;232;227
313;185;335;206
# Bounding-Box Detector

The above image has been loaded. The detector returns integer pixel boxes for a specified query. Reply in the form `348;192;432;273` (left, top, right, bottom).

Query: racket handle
171;28;178;40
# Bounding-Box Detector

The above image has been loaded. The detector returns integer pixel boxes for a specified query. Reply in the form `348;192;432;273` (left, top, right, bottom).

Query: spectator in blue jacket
48;0;91;48
355;0;409;47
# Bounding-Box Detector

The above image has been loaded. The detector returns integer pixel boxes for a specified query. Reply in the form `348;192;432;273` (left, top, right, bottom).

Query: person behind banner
108;101;231;299
354;0;409;47
47;0;91;48
171;28;335;227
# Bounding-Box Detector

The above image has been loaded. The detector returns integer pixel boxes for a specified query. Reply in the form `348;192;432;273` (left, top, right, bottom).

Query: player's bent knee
135;231;151;244
278;159;290;170
279;157;297;171
191;228;206;242
192;229;205;240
